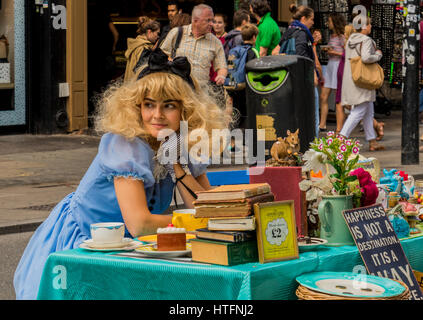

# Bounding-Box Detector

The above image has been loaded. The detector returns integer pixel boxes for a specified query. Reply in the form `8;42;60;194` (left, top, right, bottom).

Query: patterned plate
296;271;406;298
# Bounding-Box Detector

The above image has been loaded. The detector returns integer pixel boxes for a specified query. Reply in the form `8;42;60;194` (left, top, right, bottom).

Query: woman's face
213;15;226;35
366;22;372;35
301;13;315;30
146;29;160;44
141;97;182;138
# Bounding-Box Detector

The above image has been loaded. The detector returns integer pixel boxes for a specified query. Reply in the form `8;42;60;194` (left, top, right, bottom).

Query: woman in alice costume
14;49;230;300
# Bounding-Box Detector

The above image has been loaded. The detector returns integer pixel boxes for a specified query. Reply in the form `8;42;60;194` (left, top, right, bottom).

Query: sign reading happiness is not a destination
343;204;423;300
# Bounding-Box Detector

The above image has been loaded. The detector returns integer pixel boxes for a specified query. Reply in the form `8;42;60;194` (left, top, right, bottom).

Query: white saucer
80;238;141;251
83;238;133;249
298;237;328;252
135;243;192;258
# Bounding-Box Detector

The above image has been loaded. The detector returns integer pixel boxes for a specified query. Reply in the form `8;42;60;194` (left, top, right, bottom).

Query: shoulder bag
350;41;384;90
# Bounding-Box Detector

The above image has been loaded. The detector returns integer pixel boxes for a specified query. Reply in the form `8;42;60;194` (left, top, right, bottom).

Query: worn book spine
195;229;256;243
194;193;275;218
195;184;271;201
207;217;256;231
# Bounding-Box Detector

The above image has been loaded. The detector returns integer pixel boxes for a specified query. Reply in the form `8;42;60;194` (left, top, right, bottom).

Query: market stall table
36;235;423;300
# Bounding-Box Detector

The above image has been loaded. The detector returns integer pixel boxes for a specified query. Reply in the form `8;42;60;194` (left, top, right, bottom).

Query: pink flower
337;153;344;160
345;140;352;146
352;146;359;154
340;144;347;152
318;143;323;151
355;140;361;146
327;131;335;137
327;138;333;145
338;135;344;141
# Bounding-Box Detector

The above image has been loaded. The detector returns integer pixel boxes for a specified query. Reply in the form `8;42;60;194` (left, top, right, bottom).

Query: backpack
279;38;297;55
224;44;259;90
279;28;300;55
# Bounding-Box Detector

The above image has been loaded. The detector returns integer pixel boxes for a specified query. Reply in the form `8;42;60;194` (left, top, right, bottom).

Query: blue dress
13;133;207;300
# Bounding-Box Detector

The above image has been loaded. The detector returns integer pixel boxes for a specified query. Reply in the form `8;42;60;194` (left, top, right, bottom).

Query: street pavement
0;109;423;299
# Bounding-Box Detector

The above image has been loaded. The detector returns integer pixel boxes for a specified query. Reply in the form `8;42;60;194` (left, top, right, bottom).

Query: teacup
90;222;125;244
172;209;208;232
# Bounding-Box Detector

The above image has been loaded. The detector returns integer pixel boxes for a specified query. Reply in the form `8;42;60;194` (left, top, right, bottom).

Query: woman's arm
173;164;212;209
259;46;269;57
360;39;382;64
327;49;343;57
114;178;172;237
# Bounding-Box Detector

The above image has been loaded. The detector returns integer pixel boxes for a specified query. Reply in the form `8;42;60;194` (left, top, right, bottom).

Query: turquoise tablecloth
37;236;423;300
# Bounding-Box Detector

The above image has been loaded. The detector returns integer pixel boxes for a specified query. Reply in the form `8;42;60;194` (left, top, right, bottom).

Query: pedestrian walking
223;9;251;58
319;13;346;132
339;16;385;151
249;0;281;57
124;16;160;82
13;48;230;300
335;24;355;134
157;0;182;47
160;4;227;90
280;4;320;137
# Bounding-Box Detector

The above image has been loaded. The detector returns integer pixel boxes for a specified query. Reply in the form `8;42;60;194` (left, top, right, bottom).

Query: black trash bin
245;55;316;158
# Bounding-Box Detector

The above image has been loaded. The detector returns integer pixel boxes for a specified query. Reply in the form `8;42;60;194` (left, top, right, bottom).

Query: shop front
0;0;26;133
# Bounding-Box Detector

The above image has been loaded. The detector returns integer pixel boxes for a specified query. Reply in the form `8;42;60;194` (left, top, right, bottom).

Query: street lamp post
401;0;420;165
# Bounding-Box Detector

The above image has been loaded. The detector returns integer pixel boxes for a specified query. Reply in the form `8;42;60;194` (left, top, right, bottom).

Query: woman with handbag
124;16;160;82
339;16;385;151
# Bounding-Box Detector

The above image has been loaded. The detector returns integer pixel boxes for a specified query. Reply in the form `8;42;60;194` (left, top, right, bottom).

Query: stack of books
190;183;274;266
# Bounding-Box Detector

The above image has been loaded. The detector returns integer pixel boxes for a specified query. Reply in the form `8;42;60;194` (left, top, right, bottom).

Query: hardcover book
194;192;275;218
207;216;256;231
190;238;259;266
195;228;256;243
195;183;271;202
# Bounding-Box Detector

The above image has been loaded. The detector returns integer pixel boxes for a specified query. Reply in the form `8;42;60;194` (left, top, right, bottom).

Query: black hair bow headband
137;48;195;89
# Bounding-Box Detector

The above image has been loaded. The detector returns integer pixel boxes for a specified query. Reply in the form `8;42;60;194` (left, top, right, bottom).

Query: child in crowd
14;49;230;300
226;23;259;133
242;23;260;63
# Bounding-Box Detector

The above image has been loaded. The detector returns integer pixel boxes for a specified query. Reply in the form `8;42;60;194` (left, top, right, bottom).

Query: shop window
0;0;14;111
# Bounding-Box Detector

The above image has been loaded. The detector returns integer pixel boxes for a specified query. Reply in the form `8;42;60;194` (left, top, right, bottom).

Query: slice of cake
157;224;186;251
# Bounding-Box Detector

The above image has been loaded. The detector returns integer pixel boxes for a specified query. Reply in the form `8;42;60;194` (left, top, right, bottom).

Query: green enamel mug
318;195;355;246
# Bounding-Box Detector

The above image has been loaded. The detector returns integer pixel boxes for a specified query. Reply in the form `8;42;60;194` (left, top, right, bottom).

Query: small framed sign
343;204;423;300
254;200;299;263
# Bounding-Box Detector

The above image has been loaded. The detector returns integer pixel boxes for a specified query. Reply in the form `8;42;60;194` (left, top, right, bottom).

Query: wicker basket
296;279;410;300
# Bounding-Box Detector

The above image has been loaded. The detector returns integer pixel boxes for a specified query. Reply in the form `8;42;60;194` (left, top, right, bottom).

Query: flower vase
318;195;355;246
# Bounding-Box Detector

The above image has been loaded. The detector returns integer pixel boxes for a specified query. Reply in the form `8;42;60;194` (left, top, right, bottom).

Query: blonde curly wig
94;72;232;152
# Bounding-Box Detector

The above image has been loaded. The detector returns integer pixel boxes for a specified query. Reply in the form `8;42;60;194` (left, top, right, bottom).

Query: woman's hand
313;30;322;43
157;131;189;182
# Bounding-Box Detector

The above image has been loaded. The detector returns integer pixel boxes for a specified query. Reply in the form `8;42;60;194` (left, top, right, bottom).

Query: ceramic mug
171;209;208;231
90;222;125;244
318;195;355;246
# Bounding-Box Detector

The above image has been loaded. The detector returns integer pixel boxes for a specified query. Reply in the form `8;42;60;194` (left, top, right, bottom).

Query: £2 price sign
343;204;423;300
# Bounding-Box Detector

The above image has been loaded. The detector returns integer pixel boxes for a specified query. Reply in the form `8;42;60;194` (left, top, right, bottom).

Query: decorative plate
296;271;406;298
298;237;328;252
135;243;192;258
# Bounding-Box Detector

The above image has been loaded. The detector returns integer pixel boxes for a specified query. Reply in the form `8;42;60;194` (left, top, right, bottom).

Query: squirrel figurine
270;129;300;163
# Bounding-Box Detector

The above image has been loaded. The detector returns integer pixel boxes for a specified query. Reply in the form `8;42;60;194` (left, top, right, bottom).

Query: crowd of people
121;0;394;152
